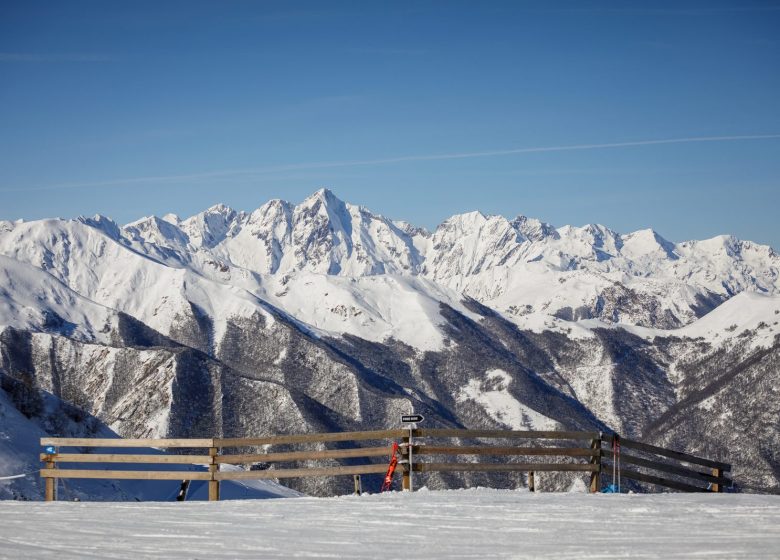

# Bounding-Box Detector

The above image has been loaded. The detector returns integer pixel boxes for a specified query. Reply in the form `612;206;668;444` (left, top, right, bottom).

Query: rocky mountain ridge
1;189;778;498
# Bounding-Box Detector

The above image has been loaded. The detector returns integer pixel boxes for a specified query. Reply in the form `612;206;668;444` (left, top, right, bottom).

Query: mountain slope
1;188;778;497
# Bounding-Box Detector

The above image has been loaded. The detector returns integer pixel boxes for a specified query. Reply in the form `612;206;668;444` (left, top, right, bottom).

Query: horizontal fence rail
411;446;599;457
414;463;600;473
216;429;407;448
414;429;601;440
38;429;731;501
40;437;216;448
600;434;731;493
217;445;395;465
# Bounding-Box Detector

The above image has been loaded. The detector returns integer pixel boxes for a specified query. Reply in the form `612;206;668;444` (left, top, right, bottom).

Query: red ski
380;442;399;492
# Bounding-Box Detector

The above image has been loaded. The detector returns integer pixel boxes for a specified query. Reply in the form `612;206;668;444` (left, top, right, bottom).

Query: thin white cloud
532;7;780;15
344;47;428;55
3;134;779;192
0;53;113;62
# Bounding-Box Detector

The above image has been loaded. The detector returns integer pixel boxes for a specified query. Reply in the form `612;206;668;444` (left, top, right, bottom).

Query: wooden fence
39;429;730;501
600;434;731;493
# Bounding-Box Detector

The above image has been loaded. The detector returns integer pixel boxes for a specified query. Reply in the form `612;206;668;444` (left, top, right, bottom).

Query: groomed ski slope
1;490;779;559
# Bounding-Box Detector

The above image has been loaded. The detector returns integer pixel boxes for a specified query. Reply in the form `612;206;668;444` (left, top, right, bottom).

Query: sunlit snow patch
457;369;559;430
263;272;479;351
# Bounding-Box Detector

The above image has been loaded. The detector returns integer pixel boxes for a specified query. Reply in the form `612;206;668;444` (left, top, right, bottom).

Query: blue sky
1;1;779;248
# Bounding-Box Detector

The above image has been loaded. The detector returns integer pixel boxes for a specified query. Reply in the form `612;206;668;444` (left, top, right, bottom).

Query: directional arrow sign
401;414;424;423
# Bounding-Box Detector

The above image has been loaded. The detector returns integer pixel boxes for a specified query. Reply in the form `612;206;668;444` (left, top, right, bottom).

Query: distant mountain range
1;188;778;498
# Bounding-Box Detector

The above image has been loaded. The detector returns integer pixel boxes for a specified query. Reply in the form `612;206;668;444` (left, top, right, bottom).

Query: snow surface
674;291;780;348
595;291;780;350
260;272;478;351
1;491;779;559
0;388;49;500
0;388;300;502
0;254;117;344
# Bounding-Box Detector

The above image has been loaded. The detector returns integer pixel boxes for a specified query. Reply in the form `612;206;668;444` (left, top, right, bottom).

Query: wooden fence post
353;474;362;495
401;435;410;491
528;471;535;492
208;447;220;501
44;456;55;502
589;436;601;493
711;468;722;493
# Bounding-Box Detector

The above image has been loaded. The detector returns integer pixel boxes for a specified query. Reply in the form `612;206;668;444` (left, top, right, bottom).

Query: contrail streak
3;134;779;192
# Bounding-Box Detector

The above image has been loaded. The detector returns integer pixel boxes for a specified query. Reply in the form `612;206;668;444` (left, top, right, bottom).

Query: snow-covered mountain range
1;188;779;498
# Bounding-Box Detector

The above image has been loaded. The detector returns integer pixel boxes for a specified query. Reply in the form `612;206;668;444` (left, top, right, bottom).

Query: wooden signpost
401;414;423;491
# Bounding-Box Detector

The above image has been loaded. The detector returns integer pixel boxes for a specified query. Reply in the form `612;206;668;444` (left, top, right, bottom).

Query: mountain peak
441;210;487;230
393;220;431;238
79;214;122;240
512;215;558;242
203;203;234;216
180;204;242;249
298;188;351;227
621;228;678;260
121;214;189;248
304;187;342;205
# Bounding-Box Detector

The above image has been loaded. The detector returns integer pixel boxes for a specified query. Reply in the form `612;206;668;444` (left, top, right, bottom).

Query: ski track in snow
0;491;779;559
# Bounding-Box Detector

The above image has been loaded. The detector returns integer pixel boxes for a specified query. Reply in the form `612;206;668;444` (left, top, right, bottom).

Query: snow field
1;490;779;559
